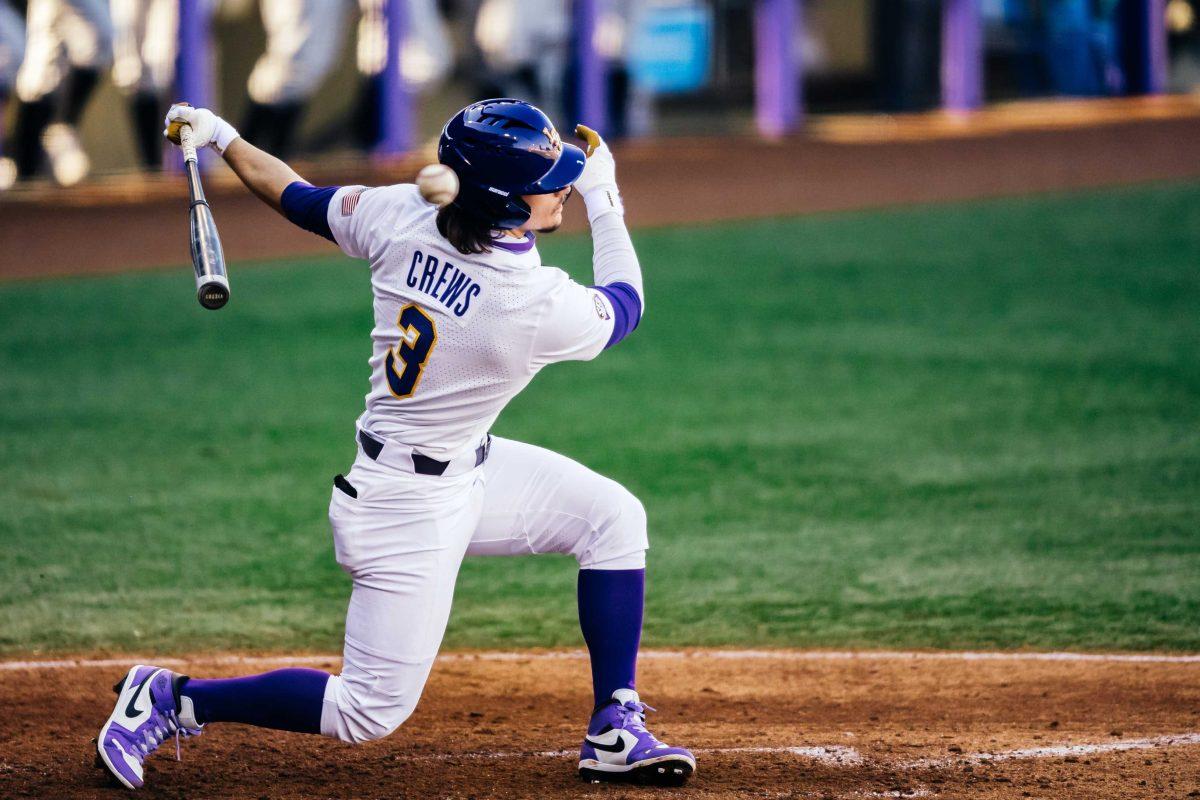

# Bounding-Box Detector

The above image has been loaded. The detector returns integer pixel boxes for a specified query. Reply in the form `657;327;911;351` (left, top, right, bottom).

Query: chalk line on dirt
390;744;864;766
904;732;1200;769
351;734;1200;769
3;649;1199;672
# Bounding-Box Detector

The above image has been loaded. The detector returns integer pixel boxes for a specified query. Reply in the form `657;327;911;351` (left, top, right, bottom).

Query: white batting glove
573;124;623;222
163;103;240;155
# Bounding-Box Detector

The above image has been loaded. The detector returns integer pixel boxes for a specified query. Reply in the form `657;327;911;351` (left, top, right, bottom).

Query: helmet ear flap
500;195;532;229
450;182;532;230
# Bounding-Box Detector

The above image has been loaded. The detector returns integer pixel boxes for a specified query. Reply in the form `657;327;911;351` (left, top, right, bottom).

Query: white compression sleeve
589;208;644;302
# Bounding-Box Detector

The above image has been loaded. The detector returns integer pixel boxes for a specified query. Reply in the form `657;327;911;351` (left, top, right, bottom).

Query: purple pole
941;0;983;110
376;0;413;157
1135;0;1168;93
1118;0;1168;94
174;0;215;170
575;0;607;134
754;0;801;138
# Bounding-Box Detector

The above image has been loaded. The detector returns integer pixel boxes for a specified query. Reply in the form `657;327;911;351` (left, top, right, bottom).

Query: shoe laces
136;707;201;762
612;699;658;739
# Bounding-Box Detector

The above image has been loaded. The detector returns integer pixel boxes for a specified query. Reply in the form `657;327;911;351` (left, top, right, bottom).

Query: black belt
358;430;491;476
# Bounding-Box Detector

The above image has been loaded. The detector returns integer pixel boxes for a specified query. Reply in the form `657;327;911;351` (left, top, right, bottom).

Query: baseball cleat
95;665;202;789
578;689;696;786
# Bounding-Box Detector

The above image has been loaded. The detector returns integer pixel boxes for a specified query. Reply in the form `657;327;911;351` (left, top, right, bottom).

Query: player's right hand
164;103;216;147
163;103;240;155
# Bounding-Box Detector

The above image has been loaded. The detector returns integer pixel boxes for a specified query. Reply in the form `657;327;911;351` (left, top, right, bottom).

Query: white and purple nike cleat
95;665;202;789
578;689;696;786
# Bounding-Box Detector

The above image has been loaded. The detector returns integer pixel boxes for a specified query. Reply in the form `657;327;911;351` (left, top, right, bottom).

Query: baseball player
110;0;178;169
94;98;696;789
10;0;113;183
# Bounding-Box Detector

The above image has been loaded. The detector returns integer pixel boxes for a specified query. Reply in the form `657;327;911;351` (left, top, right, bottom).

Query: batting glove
573;124;623;222
163;103;240;155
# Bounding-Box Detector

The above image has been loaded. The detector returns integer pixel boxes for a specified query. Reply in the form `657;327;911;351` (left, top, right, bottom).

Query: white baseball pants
320;435;648;743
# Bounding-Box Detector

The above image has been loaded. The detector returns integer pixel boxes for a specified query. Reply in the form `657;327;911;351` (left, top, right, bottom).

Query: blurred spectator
473;0;569;117
348;0;452;149
1041;0;1121;94
1167;0;1200;91
244;0;451;157
999;0;1122;96
241;0;352;158
873;0;940;111
11;0;113;184
470;0;641;138
0;0;25;188
110;0;177;169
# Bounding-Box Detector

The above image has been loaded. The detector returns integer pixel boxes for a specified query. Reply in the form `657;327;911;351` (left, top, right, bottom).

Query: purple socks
577;568;645;707
180;668;330;734
177;571;645;732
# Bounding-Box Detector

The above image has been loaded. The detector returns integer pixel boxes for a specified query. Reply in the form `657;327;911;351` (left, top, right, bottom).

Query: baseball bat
180;124;229;310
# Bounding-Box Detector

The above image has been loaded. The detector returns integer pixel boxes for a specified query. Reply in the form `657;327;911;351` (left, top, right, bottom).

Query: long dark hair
437;204;495;255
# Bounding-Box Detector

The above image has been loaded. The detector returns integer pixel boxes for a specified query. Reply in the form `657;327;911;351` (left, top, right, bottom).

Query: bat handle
179;123;199;164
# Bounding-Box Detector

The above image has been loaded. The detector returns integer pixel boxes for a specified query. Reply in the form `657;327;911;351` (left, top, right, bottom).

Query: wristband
212;119;241;155
582;185;624;224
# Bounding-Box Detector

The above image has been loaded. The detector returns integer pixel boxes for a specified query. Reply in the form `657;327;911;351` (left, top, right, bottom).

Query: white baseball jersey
325;184;618;461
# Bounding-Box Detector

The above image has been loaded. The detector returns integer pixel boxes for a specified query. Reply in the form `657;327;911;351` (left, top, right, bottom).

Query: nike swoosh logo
586;734;629;754
121;672;156;722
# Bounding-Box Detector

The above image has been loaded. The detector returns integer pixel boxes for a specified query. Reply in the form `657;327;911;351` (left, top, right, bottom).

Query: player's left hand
572;124;617;196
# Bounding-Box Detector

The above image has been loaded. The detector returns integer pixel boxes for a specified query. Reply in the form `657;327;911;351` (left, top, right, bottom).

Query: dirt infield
4;97;1200;279
2;650;1197;799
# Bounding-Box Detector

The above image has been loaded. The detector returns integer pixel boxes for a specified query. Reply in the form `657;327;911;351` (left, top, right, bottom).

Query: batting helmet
437;98;587;229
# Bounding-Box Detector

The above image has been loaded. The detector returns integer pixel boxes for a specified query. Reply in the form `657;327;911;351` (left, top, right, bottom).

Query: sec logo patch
592;293;611;321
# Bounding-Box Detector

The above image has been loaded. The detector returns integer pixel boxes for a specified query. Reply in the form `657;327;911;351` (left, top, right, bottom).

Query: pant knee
320;673;418;744
580;484;648;570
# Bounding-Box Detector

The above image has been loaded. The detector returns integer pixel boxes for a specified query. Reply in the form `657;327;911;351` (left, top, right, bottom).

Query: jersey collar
490;231;537;254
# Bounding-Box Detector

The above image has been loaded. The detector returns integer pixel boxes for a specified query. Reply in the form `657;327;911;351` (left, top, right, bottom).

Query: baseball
416;164;459;207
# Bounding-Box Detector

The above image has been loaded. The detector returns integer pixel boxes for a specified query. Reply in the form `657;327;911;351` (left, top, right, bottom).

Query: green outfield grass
1;182;1198;655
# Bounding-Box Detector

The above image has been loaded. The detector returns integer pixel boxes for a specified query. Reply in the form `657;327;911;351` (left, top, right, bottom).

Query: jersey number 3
386;304;437;399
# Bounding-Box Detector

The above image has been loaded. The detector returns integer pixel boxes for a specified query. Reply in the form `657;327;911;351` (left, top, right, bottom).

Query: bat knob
197;278;230;310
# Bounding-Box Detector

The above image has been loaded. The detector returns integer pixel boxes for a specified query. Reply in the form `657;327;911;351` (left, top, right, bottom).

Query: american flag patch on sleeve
341;188;365;216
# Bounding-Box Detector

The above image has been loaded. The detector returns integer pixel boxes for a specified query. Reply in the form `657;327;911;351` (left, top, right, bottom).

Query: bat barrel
190;196;228;310
178;122;229;310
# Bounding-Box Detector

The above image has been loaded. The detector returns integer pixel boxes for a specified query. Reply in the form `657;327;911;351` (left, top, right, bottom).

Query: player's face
522;187;572;233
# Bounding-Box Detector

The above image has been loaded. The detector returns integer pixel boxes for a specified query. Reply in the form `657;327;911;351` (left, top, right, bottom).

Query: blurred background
0;0;1197;188
0;0;1197;664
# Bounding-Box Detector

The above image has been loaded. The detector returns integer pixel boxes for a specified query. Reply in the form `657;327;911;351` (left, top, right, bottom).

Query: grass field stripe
902;732;1200;768
3;649;1200;672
